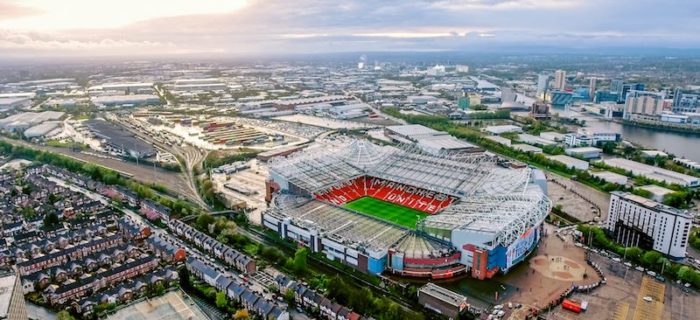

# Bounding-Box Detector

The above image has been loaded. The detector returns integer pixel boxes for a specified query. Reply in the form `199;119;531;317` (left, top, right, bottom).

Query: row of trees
325;275;425;320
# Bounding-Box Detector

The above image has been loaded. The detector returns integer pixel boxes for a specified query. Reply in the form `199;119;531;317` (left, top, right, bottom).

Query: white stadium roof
268;139;550;248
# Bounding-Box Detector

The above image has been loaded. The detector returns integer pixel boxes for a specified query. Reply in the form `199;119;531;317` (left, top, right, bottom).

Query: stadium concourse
262;139;552;280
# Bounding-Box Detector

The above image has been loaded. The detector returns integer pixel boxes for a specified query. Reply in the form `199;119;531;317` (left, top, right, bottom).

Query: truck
562;299;588;313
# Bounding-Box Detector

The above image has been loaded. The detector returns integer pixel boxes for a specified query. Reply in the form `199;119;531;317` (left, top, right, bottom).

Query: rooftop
386;124;440;138
419;283;467;308
613;191;690;217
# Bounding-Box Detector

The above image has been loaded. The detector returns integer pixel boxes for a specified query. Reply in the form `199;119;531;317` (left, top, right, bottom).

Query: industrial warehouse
262;139;551;280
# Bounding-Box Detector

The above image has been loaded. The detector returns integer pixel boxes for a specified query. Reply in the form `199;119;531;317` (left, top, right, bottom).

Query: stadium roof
418;190;551;247
269;139;530;197
270;195;407;253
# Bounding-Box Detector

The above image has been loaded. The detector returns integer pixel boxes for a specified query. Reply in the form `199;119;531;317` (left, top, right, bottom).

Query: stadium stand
314;176;456;214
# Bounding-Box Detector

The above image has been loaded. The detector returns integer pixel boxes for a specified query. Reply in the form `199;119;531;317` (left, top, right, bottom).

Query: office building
588;78;597;102
612;81;645;103
672;89;700;113
623;91;665;119
536;74;549;98
595;90;618;103
605;192;691;260
553;70;566;90
550;91;573;107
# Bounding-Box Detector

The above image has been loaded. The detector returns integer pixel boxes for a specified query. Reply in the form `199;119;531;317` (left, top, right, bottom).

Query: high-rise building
611;80;645;103
605;192;691;260
589;78;597;102
610;79;624;95
672;88;700;113
553;70;566;90
623;91;665;119
536;74;549;98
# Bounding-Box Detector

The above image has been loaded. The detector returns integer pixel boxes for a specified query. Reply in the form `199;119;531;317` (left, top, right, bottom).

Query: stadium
262;140;551;280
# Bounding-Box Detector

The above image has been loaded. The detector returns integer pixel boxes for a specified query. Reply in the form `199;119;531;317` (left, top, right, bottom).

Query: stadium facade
262;140;551;280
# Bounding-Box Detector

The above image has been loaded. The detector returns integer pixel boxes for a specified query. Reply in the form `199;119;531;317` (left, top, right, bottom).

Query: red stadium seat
314;176;455;214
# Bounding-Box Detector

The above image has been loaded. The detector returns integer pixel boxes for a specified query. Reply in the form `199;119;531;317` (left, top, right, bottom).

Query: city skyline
1;0;699;58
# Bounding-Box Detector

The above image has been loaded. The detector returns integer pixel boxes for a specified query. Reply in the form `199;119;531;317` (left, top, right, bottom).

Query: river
555;108;700;162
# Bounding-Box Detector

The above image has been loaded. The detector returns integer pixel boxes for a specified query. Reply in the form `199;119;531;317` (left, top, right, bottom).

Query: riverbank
621;119;700;135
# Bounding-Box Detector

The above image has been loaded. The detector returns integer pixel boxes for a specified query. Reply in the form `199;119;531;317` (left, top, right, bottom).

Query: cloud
0;0;699;57
0;30;173;51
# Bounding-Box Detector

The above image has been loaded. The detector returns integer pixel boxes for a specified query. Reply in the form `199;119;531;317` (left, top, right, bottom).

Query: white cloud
0;30;173;50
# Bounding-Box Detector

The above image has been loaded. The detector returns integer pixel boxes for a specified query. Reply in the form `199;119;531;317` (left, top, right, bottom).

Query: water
551;107;700;162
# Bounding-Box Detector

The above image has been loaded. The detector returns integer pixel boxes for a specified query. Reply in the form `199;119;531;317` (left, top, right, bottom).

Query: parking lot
547;174;609;223
539;250;700;320
107;290;210;320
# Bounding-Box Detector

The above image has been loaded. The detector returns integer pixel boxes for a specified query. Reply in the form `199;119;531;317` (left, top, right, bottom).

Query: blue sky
0;0;698;57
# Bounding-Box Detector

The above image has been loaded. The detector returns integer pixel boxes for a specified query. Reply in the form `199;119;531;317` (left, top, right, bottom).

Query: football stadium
262;140;551;280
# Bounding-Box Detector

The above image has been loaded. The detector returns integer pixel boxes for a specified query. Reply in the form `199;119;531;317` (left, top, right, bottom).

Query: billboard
505;225;539;269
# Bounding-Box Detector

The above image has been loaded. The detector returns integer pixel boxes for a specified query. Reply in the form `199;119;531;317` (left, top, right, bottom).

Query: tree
43;212;60;228
57;310;76;320
152;282;165;296
657;257;671;275
624;247;642;262
178;267;191;290
283;288;295;305
215;291;228;309
677;266;694;283
293;247;309;274
196;213;215;231
641;251;663;268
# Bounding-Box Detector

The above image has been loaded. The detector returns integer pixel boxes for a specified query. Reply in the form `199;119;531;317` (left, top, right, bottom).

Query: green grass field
343;196;429;229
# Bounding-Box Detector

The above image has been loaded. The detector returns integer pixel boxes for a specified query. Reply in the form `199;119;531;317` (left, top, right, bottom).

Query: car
612;257;621;262
635;266;645;272
647;271;656;277
643;296;653;302
624;262;632;267
655;275;665;282
685;283;692;288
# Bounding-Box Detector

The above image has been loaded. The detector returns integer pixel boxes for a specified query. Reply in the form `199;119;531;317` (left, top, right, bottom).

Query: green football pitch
343;196;429;229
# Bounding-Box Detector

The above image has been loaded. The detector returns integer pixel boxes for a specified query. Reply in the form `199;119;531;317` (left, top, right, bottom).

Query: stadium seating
314;176;456;214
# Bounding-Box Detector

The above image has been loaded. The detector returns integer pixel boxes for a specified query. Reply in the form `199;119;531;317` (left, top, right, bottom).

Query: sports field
343;196;429;229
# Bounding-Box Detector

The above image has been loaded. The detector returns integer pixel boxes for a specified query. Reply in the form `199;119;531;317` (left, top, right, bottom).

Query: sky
0;0;698;58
